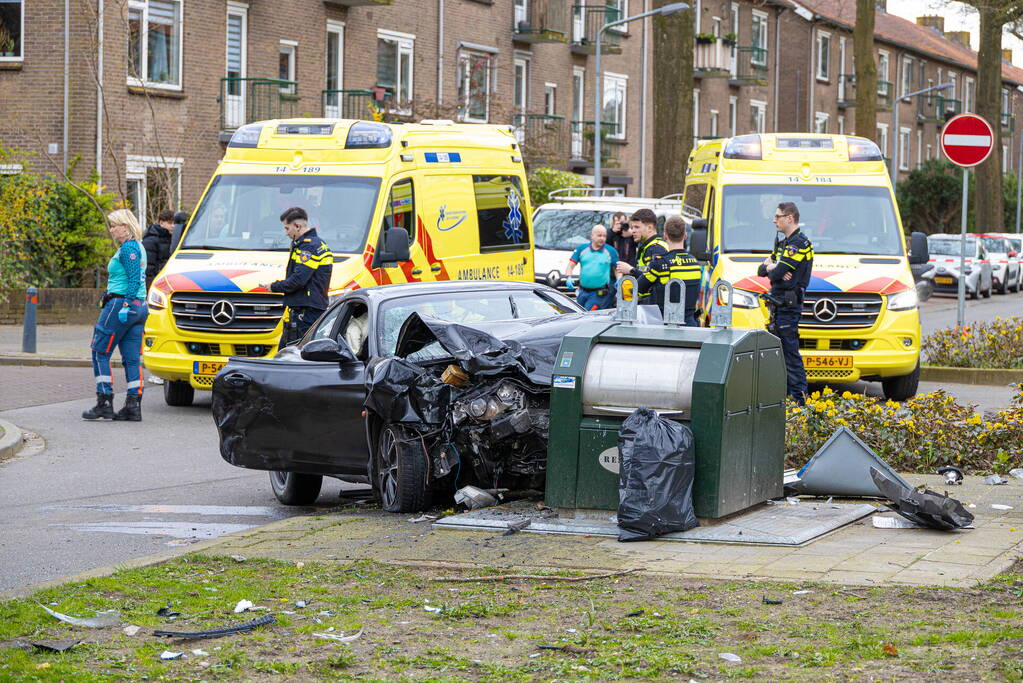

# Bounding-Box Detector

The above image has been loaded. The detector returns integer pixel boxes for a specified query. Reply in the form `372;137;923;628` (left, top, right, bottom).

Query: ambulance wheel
164;380;194;406
374;423;431;513
882;363;920;402
269;471;322;505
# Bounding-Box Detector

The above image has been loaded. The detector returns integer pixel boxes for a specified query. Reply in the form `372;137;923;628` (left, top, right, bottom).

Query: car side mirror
1010;251;1019;258
907;231;929;265
689;218;709;261
169;211;189;253
375;227;411;267
300;337;357;364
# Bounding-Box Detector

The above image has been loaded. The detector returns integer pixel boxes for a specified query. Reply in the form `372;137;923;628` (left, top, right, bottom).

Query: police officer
638;216;702;325
615;208;667;301
264;207;333;350
758;201;813;403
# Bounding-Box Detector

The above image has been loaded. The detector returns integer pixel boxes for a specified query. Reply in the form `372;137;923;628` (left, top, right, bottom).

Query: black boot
113;394;142;422
82;393;115;420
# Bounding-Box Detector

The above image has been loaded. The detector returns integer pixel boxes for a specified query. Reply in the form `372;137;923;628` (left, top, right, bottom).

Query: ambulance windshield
181;174;381;253
720;184;903;256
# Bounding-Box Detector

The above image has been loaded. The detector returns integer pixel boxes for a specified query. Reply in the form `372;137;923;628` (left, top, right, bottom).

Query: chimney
916;15;944;33
1003;48;1013;64
945;31;972;49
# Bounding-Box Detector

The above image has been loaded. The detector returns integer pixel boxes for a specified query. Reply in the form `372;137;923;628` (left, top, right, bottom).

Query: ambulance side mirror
907;231;929;265
689;218;709;261
169;211;189;254
376;227;411;266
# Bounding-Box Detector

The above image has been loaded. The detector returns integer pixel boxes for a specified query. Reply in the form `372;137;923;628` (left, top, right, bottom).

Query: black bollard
22;286;37;353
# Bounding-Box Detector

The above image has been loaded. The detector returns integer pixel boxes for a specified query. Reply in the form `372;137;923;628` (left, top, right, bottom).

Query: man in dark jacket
142;209;175;289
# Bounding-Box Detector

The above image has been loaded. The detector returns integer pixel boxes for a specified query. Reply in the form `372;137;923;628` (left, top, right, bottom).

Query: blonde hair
107;208;143;241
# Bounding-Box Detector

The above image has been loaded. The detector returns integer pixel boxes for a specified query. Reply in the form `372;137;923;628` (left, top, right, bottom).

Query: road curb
0;513;316;601
921;365;1023;386
0;356;121;368
0;418;24;460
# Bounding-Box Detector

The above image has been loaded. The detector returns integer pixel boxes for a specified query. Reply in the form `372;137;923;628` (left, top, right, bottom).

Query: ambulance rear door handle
431;264;442;272
411;268;423;275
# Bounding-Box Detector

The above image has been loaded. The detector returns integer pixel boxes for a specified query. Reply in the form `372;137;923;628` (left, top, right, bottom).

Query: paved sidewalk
206;475;1022;588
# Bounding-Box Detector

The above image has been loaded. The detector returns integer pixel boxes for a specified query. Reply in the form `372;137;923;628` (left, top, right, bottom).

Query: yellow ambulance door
416;173;480;281
469;174;533;281
375;176;437;284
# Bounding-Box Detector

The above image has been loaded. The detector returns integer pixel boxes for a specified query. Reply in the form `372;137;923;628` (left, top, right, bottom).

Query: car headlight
731;288;760;309
887;289;918;311
147;289;167;310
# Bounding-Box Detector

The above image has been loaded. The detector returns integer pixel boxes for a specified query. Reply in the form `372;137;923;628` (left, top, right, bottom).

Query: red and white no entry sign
940;113;995;167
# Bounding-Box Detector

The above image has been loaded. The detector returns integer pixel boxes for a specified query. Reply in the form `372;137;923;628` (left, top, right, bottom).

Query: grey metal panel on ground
791;426;913;498
433;500;876;547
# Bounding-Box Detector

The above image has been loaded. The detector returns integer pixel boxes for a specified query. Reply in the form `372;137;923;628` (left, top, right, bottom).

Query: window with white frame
544;83;557;116
324;21;344;117
457;50;493;123
710;109;718;137
751;11;767;66
1003;144;1009;173
1001;87;1010;118
750;100;766;133
916;130;922;167
571;66;584;158
728;95;737;137
378;30;414;112
128;0;183;88
816;30;830;81
900;56;913;97
0;0;24;60
223;3;247;128
513;56;529;116
947;71;956;100
964;77;974;111
693;89;700;137
278;41;296;95
899;127;910;170
926;143;932;160
126;155;182;226
607;0;628;32
877;123;889;158
838;115;844;134
877;50;889;95
838;37;847;99
814;112;829;134
603;72;627;140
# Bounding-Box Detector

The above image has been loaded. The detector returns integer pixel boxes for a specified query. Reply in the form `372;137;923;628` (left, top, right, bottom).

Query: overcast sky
885;0;1023;65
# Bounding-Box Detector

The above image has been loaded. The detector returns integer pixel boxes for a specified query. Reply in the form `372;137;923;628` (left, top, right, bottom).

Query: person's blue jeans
91;297;149;395
577;286;614;311
774;306;807;402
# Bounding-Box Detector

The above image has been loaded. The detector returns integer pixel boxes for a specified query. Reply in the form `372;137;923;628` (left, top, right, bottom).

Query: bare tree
651;0;694;198
854;0;878;142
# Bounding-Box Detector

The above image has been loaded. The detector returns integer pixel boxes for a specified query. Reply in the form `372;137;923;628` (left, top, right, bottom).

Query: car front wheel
269;471;322;505
882;362;920;402
164;380;194;406
374;424;431;513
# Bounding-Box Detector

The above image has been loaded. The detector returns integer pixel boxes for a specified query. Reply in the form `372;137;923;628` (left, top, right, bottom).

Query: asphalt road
0;385;366;594
918;288;1022;336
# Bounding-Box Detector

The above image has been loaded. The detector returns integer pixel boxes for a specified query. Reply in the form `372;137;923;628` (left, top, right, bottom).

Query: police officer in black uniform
615;208;668;301
638;216;702;325
758;201;813;403
265;207;333;350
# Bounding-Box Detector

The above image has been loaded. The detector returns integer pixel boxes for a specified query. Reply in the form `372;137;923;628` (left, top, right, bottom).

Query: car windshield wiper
181;245;289;251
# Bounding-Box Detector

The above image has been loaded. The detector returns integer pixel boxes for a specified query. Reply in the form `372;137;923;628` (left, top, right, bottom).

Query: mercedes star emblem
813;298;838;323
210;299;236;326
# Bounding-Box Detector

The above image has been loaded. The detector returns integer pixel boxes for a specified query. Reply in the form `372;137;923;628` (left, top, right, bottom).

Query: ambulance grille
806;368;857;381
800;292;882;329
171;292;284;334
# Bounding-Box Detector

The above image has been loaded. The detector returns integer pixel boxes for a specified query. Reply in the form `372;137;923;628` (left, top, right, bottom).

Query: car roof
536;200;681;214
347;280;570;303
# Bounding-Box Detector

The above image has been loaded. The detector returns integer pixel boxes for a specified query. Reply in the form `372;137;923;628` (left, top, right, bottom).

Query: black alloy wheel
374;424;430;513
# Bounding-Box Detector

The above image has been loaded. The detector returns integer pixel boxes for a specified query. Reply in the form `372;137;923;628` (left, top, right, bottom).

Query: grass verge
1;554;1022;680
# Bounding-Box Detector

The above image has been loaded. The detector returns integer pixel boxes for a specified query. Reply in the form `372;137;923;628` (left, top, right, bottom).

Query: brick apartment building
0;0;1021;223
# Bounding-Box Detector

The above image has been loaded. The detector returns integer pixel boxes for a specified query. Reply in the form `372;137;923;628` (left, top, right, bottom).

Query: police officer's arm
270;245;328;294
769;241;811;285
637;254;665;296
630;242;668;280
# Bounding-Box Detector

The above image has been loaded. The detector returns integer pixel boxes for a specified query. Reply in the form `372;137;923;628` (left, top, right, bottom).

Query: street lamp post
594;2;689;191
891;81;952;192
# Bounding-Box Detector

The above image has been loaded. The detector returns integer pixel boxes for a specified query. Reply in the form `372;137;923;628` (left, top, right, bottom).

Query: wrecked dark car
212;281;586;509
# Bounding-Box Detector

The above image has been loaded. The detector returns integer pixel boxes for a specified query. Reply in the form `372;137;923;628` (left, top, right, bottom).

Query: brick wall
0;289;105;324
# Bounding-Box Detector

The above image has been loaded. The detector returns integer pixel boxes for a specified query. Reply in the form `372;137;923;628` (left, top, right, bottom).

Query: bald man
564;224;620;310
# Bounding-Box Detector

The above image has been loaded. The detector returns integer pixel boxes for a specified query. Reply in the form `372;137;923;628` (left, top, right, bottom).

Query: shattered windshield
378;290;577;359
181;174;381;252
533;209;615;250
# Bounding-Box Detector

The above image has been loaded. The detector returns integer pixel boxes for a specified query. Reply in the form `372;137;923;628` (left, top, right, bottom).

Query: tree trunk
651;1;693;198
853;0;877;141
974;6;1004;233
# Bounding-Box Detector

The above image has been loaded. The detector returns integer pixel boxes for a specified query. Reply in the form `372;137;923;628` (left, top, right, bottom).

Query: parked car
980;233;1022;293
212;281;585;508
927;235;994;299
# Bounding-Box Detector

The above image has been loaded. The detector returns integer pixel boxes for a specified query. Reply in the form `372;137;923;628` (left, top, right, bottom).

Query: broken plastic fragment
408;514;439;523
191;649;208;656
1009;468;1023;480
313;628;364;643
761;596;783;605
984;474;1008;486
786;497;800;505
31;640;80;652
937;466;964;485
719;652;742;663
294;600;308;609
229;555;247;562
38;604;121;628
153;614;275;640
870;468;974;530
157;604;182;618
454;485;498;510
160;651;184;660
792;590;811;595
233;600;254;613
992;504;1014;511
423;605;443;613
122;625;141;636
873;515;924;529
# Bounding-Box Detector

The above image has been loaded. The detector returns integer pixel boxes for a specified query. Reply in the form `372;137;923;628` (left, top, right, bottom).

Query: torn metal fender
364;356;452;426
870;467;974;531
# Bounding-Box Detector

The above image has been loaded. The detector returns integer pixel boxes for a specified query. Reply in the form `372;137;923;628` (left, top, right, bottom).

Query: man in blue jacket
564;224;619;310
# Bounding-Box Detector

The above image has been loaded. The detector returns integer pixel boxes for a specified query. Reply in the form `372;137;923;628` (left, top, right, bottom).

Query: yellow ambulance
683;133;929;400
144;119;534;406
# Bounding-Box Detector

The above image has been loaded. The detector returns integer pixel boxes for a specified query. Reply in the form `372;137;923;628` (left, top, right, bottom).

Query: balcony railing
838;73;855;108
936;96;962;119
513;0;568;43
877;80;893;109
323;0;392;5
917;91;938;120
220;77;298;132
513;113;568;167
570;4;622;55
731;46;767;85
569;120;621;166
321;89;390;120
694;39;732;78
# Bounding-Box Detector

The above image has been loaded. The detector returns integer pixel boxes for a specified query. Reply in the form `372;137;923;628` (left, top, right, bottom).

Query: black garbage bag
617;408;699;542
870;467;974;530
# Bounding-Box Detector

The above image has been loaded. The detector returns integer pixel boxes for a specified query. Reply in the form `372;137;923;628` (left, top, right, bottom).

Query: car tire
164;380;194;406
269;471;322;505
970;285;979;300
998;278;1008;295
983;278;992;298
882;362;920;402
374;423;431;513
